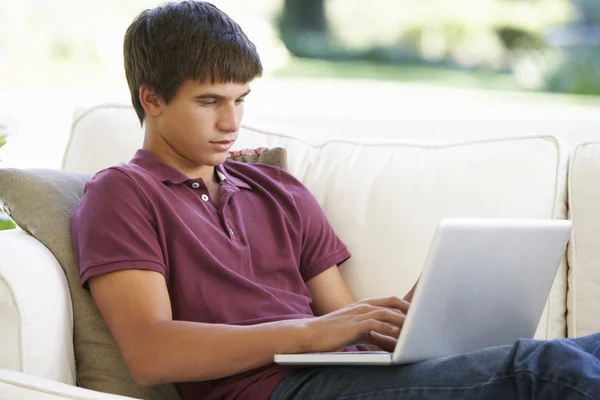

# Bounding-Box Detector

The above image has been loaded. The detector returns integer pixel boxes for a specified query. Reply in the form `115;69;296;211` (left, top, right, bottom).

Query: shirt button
191;182;200;189
201;194;209;201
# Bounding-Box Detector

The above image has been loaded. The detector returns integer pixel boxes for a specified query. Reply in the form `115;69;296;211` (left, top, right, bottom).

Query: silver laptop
275;218;572;366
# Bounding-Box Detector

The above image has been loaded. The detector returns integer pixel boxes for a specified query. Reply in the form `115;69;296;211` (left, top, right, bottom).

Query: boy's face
151;79;250;168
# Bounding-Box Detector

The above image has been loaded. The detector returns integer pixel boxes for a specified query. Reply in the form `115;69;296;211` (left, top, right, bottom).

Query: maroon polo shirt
72;149;362;400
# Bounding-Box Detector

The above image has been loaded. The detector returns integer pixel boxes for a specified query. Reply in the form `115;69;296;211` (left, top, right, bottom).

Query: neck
187;165;218;186
143;127;218;186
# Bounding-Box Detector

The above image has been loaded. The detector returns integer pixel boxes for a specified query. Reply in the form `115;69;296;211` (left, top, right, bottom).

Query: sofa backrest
65;104;570;341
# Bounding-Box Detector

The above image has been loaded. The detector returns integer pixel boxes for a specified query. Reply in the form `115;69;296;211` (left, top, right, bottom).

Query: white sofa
0;103;599;399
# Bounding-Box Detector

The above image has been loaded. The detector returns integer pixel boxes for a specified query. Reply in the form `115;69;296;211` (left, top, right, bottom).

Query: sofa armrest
567;142;600;337
0;229;76;384
0;369;140;400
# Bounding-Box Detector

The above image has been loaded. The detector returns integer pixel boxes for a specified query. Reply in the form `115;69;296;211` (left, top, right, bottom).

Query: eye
200;100;217;106
235;98;246;104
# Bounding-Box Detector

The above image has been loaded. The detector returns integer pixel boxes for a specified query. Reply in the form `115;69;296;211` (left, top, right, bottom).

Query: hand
303;296;409;353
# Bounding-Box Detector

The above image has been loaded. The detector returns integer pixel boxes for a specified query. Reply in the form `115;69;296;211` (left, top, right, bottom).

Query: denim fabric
269;333;600;400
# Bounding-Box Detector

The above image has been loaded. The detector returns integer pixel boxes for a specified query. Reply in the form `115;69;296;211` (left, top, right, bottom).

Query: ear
139;85;163;118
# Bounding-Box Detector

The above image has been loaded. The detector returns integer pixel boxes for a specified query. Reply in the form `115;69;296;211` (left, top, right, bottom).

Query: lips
210;140;235;152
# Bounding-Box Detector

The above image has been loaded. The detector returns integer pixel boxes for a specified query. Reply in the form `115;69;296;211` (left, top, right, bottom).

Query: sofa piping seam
566;143;586;337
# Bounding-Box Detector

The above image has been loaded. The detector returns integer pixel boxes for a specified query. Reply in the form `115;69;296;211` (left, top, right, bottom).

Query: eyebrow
195;89;251;100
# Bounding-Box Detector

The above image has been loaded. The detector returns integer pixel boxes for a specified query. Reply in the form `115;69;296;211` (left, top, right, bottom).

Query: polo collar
131;149;251;189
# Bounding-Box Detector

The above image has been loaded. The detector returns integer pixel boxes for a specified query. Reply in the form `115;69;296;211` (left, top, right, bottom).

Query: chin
202;153;230;166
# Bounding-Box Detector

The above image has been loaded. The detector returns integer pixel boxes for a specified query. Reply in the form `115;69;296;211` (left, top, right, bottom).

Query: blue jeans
269;333;600;399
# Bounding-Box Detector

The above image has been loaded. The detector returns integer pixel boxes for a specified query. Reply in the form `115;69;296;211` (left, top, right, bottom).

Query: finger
359;319;400;339
355;303;407;318
366;331;398;352
360;296;410;313
361;308;406;328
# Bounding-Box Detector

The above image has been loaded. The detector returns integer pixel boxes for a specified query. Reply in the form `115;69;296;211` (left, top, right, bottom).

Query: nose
216;103;240;134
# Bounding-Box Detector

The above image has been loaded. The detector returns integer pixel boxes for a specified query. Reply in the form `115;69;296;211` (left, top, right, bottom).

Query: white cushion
63;105;324;178
64;104;570;339
63;105;144;173
0;230;75;384
567;142;600;337
304;136;569;339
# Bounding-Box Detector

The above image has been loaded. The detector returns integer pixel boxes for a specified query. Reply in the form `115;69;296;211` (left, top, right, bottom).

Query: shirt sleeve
72;167;166;288
279;169;351;281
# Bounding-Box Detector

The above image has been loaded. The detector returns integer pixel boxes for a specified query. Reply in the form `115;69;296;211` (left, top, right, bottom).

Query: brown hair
123;1;263;124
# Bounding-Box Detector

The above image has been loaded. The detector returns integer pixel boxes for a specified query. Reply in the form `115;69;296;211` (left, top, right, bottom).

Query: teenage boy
72;2;600;399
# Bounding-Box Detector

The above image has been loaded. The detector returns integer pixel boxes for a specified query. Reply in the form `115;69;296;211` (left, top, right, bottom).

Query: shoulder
87;161;156;189
222;159;284;186
222;160;306;192
73;164;157;234
86;165;134;188
85;165;136;194
223;159;282;175
81;164;152;210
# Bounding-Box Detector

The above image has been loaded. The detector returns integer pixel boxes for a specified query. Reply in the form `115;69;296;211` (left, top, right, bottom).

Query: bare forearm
127;318;309;386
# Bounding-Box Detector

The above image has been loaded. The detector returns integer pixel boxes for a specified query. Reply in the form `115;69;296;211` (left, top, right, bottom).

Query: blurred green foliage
546;45;600;95
274;57;521;91
0;0;597;95
280;1;572;64
0;217;14;231
278;0;600;95
543;0;600;95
